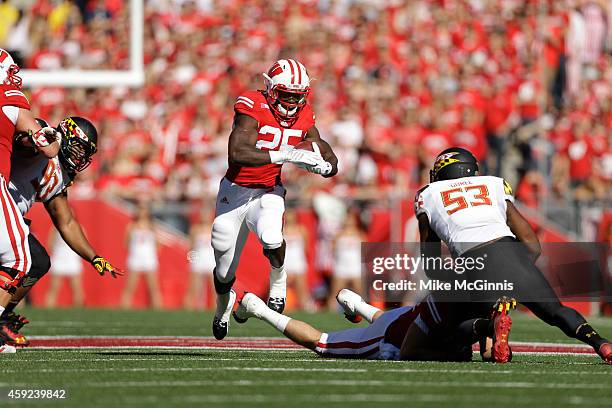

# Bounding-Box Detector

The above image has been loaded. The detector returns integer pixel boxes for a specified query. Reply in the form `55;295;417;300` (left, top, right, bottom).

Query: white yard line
0;379;603;390
0;364;607;376
93;393;612;406
0;366;368;374
27;335;286;340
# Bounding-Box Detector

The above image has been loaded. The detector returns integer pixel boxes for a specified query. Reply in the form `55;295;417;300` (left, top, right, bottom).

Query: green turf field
0;308;610;407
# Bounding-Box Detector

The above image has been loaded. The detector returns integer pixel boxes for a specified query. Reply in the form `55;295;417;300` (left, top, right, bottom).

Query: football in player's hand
294;140;314;151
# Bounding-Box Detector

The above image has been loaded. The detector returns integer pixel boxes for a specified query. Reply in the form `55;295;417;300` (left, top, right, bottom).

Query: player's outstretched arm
44;193;123;278
228;113;275;166
505;201;541;261
15;109;60;158
305;126;338;177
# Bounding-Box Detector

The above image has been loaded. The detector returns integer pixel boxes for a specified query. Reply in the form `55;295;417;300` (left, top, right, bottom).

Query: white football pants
211;178;285;283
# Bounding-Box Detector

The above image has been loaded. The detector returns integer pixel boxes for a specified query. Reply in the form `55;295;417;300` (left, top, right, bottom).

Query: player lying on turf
0;117;123;347
211;59;338;340
415;147;611;364
234;289;515;362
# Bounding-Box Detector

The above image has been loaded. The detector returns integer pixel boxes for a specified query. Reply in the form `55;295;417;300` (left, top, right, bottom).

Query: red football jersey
225;90;316;188
0;85;30;179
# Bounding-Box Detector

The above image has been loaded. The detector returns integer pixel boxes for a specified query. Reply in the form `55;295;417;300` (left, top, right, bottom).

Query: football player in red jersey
0;49;61;353
211;59;338;340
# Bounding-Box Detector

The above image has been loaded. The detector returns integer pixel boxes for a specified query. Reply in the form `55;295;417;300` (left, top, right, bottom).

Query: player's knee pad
260;229;283;250
22;235;51;288
213;272;235;295
211;218;236;253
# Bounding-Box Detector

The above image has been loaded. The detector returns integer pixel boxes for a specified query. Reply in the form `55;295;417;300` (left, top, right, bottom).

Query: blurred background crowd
0;0;609;309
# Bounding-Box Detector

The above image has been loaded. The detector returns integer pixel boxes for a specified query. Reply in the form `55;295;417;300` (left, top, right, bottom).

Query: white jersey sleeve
9;155;74;216
415;176;515;256
414;186;431;219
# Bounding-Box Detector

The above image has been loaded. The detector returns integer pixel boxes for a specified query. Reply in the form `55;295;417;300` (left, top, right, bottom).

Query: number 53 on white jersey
414;176;515;256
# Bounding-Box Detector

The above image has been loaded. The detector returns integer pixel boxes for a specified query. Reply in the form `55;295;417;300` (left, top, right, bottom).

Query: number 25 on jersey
441;185;492;215
256;125;303;151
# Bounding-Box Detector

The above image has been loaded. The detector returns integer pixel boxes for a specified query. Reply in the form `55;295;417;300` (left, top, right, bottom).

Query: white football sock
215;292;231;320
259;306;292;333
354;301;380;324
0;306;4;316
268;265;287;299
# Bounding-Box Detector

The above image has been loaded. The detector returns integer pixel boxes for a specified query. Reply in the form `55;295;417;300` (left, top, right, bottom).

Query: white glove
300;160;333;175
30;126;60;148
269;146;321;167
295;143;333;175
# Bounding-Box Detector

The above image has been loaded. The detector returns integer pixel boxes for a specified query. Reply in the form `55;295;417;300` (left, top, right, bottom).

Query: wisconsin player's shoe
491;297;516;363
597;343;612;364
212;289;237;340
267;297;285;314
234;293;266;323
0;340;16;354
336;289;363;323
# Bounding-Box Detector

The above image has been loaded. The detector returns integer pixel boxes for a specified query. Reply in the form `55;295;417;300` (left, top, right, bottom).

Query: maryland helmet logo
60;117;96;149
433;152;460;173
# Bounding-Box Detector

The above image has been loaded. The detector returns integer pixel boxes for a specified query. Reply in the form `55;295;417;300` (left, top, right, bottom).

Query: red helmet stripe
286;59;296;85
0;50;7;63
294;60;302;84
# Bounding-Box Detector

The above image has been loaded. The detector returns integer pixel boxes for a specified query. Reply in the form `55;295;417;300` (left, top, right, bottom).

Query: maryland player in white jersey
0;117;123;348
211;59;338;340
414;147;611;364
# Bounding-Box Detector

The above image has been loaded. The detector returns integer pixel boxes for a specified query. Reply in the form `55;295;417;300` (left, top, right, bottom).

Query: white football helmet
263;59;310;126
0;49;22;89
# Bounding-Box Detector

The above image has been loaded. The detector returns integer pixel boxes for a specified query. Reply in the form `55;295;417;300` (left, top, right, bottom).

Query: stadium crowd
0;0;610;240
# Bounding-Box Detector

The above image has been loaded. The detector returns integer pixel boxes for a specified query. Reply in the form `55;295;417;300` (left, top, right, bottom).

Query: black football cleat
1;312;30;346
267;297;285;314
211;289;236;340
0;323;28;347
3;312;29;331
212;317;229;340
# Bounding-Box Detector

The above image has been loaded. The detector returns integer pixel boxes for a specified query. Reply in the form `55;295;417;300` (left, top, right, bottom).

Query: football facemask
58;117;98;173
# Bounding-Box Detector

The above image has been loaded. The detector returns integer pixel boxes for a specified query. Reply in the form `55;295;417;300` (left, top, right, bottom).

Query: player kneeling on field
234;289;515;362
0;117;123;348
416;147;611;364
